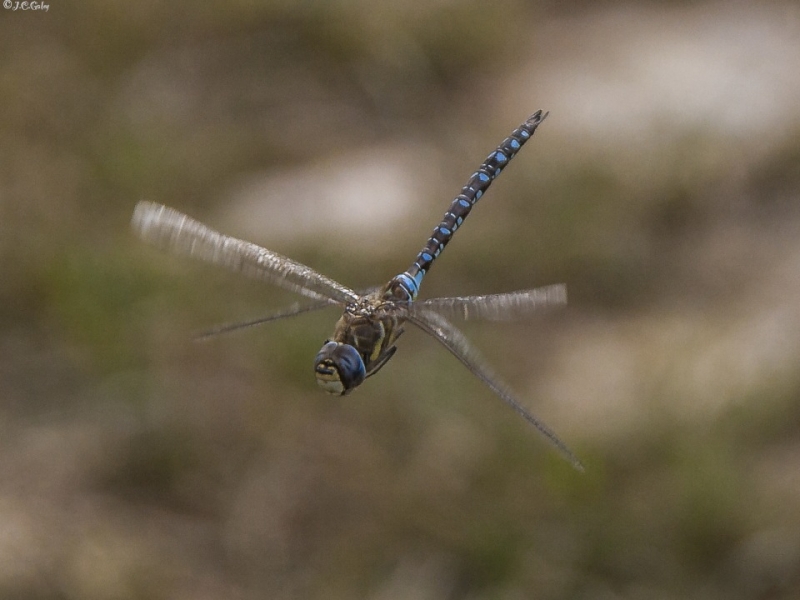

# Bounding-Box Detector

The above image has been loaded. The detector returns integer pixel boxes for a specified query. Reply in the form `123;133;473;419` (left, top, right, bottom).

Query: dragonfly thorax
314;291;406;396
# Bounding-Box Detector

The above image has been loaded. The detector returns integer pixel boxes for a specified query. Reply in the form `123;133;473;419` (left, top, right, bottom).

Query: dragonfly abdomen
387;111;548;302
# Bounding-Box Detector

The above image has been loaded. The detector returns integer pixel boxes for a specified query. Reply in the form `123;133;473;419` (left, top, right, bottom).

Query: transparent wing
196;298;340;340
414;284;566;321
132;202;359;304
196;287;381;340
407;308;583;471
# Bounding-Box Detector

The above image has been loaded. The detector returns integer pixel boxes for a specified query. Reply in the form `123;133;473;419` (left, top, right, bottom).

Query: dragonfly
132;110;582;470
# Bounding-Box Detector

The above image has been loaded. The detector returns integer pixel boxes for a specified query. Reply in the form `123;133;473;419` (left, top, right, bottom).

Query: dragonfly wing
414;284;566;321
407;308;583;471
198;286;382;339
196;297;340;340
132;202;359;304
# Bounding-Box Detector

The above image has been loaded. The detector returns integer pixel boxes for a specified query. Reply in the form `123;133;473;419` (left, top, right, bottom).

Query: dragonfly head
314;341;366;395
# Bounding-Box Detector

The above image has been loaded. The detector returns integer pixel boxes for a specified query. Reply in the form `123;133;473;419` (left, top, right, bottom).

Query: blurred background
2;1;800;598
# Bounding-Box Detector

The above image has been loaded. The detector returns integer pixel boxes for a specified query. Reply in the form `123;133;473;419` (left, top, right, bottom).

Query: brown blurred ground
1;2;800;599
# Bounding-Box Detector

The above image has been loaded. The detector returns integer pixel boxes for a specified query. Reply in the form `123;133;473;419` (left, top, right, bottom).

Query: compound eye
313;342;366;395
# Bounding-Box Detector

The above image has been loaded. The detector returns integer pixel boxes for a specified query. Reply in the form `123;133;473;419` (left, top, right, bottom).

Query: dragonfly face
314;341;366;395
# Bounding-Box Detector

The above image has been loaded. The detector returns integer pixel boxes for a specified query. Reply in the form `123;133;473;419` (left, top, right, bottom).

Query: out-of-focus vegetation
2;2;800;599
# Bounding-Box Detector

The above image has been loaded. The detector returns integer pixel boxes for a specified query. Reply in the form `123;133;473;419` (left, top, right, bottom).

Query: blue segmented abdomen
387;110;548;302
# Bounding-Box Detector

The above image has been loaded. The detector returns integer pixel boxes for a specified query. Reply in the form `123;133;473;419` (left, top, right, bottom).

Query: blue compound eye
314;342;366;395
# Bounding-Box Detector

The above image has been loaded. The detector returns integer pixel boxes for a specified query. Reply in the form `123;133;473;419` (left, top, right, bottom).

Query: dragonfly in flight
132;111;582;470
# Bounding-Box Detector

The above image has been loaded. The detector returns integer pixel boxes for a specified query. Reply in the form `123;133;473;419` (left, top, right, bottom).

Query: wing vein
415;284;567;321
407;308;583;471
132;202;358;304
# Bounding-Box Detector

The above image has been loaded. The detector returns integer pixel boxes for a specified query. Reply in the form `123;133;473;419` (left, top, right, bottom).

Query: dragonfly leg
364;346;397;379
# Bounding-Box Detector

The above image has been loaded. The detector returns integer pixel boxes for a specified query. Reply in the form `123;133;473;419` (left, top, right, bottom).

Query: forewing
414;284;566;321
132;202;359;304
407;308;583;470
